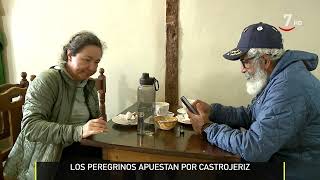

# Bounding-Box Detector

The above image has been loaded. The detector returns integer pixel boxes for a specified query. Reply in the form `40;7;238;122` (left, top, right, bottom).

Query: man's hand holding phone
181;97;211;134
180;96;199;115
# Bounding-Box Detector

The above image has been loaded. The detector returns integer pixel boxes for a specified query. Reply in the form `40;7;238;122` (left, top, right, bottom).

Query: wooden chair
0;87;28;179
0;72;32;93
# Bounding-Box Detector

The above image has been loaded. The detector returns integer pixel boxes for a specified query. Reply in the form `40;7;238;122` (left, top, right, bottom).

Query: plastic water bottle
137;73;159;135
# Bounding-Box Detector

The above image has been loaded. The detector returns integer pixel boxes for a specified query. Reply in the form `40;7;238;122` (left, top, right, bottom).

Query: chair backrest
0;72;35;93
0;85;27;180
93;68;107;120
0;72;34;134
0;87;27;144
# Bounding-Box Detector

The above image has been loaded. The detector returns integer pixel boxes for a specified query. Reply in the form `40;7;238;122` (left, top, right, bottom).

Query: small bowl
154;116;178;130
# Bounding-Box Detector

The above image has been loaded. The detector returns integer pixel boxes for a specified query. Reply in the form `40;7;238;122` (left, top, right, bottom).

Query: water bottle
137;73;159;135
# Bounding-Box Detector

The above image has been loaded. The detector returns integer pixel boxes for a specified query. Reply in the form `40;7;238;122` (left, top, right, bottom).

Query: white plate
176;114;191;124
112;115;138;125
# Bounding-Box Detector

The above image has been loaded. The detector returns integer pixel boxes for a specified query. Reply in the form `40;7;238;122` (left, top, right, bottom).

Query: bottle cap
139;73;154;85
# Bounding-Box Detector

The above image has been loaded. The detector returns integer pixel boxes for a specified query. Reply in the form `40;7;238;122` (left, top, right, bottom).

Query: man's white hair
247;48;286;62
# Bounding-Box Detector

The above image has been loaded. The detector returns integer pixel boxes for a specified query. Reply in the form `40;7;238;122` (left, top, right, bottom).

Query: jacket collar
253;50;318;99
270;50;318;80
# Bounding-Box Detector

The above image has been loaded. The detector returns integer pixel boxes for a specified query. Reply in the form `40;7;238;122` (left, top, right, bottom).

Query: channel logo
279;14;302;32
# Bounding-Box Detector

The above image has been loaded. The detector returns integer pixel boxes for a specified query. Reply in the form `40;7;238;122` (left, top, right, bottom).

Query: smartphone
180;96;199;115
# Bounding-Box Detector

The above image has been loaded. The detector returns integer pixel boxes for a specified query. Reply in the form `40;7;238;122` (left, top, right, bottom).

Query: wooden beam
165;0;179;113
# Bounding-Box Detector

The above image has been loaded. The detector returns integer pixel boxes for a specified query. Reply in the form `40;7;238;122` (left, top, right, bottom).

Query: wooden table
81;104;240;162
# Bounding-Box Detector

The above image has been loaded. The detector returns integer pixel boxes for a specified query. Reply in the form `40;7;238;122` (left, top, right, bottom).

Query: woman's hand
82;117;107;138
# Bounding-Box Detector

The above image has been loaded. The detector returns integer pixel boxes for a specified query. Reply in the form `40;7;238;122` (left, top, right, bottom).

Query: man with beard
188;22;320;179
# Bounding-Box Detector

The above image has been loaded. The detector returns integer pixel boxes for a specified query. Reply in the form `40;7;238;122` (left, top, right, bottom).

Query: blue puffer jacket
205;50;320;179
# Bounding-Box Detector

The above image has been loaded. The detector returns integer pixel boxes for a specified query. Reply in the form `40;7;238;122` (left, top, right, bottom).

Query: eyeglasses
240;56;255;68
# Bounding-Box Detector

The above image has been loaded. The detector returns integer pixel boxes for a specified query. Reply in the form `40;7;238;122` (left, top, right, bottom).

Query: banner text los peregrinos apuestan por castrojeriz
69;163;251;171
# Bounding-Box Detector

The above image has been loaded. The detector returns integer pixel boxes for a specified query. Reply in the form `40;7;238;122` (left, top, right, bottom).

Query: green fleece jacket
4;64;100;180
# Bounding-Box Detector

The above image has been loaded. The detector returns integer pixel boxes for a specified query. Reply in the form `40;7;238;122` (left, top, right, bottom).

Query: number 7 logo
279;14;295;31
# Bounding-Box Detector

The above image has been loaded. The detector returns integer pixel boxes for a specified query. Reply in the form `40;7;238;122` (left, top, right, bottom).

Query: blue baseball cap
223;22;283;60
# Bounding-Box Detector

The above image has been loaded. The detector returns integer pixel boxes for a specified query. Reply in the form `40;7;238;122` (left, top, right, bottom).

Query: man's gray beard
245;65;268;97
